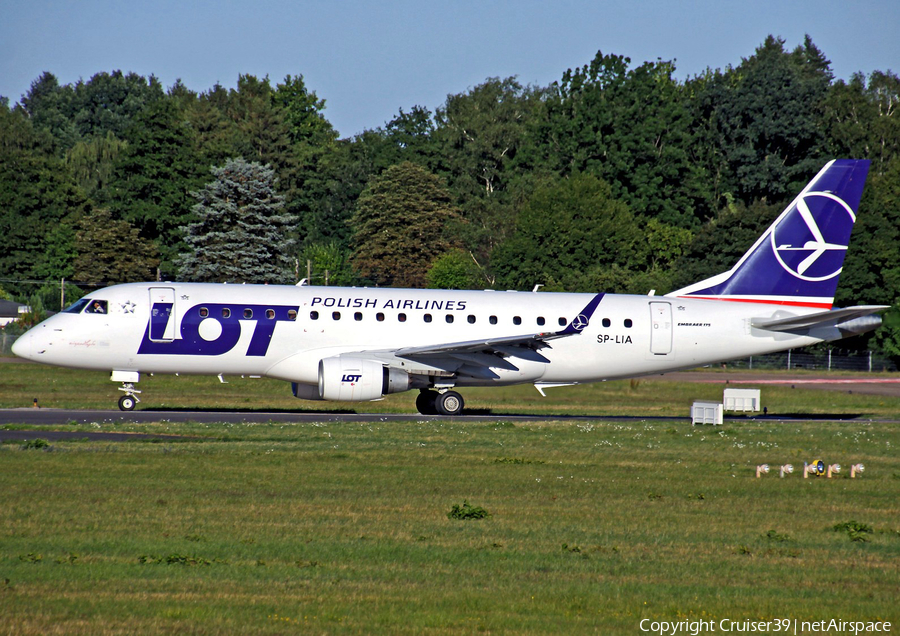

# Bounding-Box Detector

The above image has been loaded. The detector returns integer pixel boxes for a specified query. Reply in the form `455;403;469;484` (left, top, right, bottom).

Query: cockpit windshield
63;298;91;314
63;298;108;314
85;300;108;314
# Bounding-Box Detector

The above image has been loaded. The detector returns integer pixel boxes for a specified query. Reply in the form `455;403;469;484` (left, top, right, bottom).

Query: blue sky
1;0;897;138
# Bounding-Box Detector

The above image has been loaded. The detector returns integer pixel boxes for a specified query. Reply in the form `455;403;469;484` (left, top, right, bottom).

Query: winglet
558;293;605;335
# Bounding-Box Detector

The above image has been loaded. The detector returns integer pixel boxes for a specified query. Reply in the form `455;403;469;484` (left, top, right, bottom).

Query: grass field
1;364;899;633
3;361;900;418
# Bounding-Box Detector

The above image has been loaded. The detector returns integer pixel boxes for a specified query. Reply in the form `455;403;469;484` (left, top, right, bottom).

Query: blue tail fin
667;159;870;309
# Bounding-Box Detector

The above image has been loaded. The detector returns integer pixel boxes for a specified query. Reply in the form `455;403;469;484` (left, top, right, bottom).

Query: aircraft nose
11;333;31;359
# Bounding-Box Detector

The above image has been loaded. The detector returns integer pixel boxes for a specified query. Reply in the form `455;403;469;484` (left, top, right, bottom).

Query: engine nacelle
317;356;410;401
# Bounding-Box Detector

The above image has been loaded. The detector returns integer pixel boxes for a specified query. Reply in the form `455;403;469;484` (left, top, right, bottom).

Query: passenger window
86;300;108;314
490;316;498;325
222;308;231;319
537;316;545;326
398;313;407;322
332;311;341;320
376;312;385;322
446;314;454;324
424;314;433;323
265;309;275;319
624;319;633;328
513;316;522;326
310;311;319;320
467;315;476;324
354;312;363;321
602;318;611;328
199;307;209;318
288;310;297;321
558;317;566;326
243;308;253;319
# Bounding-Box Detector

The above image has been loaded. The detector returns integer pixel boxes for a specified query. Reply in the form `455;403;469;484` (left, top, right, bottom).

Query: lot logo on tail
770;192;855;282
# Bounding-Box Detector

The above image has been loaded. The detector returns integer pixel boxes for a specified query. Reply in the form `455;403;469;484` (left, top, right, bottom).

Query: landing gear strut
416;389;464;416
117;383;141;411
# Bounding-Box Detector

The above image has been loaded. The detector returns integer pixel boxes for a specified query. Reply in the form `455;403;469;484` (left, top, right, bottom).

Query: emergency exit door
649;302;672;355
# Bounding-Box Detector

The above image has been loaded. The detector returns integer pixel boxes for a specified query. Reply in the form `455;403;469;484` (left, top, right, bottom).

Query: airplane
12;159;888;415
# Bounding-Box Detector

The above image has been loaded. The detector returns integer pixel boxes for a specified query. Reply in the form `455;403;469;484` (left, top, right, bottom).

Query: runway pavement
0;408;660;443
0;407;640;427
2;369;898;443
2;405;895;444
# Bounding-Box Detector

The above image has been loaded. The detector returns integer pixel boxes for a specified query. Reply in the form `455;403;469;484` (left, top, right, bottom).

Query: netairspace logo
639;618;892;635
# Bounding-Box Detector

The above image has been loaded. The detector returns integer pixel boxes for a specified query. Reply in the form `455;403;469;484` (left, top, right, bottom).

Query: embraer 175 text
13;160;887;415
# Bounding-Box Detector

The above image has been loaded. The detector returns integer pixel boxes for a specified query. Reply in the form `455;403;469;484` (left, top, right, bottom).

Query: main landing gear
416;389;465;416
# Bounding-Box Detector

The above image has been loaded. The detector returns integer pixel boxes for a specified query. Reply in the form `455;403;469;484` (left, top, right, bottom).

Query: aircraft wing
751;305;889;332
355;293;605;379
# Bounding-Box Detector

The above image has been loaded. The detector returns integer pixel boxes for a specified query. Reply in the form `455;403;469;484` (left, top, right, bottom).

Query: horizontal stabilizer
751;305;889;332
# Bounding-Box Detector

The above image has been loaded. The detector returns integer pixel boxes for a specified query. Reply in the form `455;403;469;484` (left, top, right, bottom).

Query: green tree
300;241;355;286
0;107;88;298
425;249;486;289
433;78;544;267
295;107;437;250
273;74;337;146
225;75;291;168
19;72;78;153
350;162;462;287
521;53;706;227
691;35;832;207
434;77;543;198
104;99;207;276
64;131;127;199
73;208;160;284
836;158;900;308
178;159;297;284
824;70;900;176
187;83;240;167
873;305;900;366
492;173;644;291
69;71;165;142
670;197;783;292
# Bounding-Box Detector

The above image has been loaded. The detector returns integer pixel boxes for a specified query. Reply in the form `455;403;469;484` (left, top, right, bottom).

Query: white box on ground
723;388;761;412
692;401;723;425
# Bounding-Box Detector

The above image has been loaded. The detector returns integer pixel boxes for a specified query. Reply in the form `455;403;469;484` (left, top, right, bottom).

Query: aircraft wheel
436;391;464;416
118;395;137;411
416;390;439;415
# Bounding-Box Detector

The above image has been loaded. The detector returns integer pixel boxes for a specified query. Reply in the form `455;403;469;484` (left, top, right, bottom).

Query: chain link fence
724;350;897;373
1;333;19;356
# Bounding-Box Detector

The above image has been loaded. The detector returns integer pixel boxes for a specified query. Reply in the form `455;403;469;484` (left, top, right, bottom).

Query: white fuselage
14;282;820;391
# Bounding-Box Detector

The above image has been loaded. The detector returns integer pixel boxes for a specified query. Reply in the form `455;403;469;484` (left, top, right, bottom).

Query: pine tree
177;158;297;283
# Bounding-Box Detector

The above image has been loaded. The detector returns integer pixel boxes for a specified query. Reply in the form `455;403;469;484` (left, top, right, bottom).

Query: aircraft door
148;287;176;342
649;302;672;355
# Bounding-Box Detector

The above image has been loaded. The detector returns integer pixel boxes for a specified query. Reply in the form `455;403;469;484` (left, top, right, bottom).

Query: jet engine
317;356;411;401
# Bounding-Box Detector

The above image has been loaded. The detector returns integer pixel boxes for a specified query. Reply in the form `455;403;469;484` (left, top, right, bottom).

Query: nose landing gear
117;383;141;411
416;389;464;416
